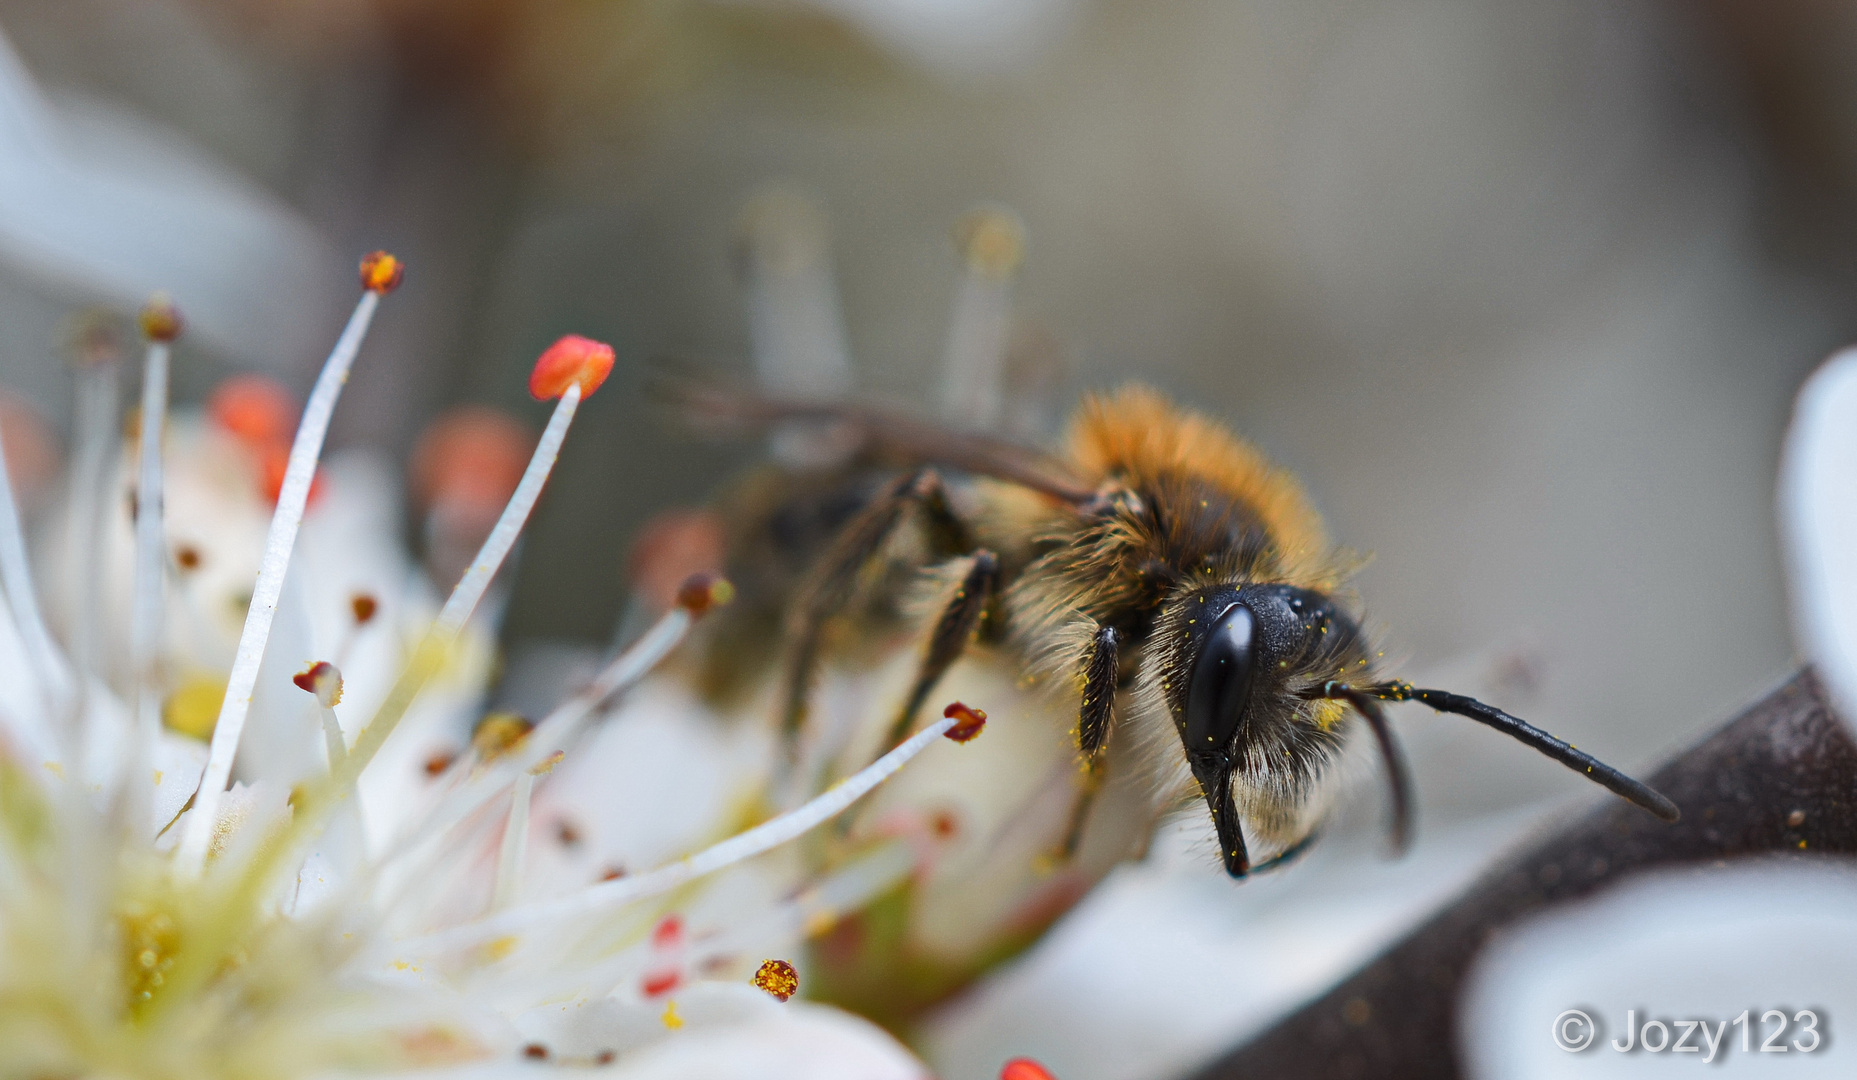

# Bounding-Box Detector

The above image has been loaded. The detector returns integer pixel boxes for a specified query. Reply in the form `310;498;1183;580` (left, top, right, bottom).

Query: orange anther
351;593;378;625
674;572;736;617
409;406;535;514
528;334;614;400
359;251;405;294
1000;1059;1057;1080
944;702;988;743
752;959;799;1002
209;376;299;446
138;294;183;342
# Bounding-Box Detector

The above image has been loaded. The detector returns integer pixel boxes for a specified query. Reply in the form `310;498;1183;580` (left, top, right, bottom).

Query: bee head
1160;583;1370;878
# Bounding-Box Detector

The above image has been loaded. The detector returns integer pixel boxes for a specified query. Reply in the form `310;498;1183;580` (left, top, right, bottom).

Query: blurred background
2;0;1855;1074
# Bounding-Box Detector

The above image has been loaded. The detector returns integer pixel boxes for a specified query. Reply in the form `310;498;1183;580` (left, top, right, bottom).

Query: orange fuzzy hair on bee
1064;385;1337;587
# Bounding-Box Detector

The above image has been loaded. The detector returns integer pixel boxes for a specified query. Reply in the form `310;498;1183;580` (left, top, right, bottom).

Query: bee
662;380;1680;879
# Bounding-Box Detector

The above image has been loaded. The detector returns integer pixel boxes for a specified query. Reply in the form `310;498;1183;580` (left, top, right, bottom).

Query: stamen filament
401;708;971;957
372;605;692;877
492;769;539;911
127;319;172;823
435;382;578;636
178;284;389;873
0;401;71;726
339;378;588;797
65;343;121;678
937;206;1024;429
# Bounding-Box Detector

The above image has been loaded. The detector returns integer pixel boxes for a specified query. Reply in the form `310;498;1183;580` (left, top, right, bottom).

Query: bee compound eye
1185;603;1257;758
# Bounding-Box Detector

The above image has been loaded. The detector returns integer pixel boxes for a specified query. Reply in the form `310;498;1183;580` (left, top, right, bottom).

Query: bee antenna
1322;685;1413;856
1322;681;1681;824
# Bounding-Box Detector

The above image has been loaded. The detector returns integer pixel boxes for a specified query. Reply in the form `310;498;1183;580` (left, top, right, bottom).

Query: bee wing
650;370;1097;505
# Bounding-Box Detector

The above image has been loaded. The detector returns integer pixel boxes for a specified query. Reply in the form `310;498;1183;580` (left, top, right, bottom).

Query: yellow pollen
473;714;534;761
118;901;180;1010
661;1000;684;1030
482;935;519;962
164;674;228;740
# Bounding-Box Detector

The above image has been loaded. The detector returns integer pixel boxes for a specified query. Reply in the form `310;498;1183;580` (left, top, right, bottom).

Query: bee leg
876;548;1001;753
1059;625;1118;860
779;469;965;773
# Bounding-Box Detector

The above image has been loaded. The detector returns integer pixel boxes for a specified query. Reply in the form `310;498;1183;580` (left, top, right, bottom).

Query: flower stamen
400;702;984;958
177;253;400;874
127;295;176;824
293;661;346;767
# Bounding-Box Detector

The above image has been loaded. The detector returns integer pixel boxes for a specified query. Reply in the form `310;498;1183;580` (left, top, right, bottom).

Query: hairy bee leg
1058;625;1119;860
876;549;1001;753
778;471;925;764
779;469;970;770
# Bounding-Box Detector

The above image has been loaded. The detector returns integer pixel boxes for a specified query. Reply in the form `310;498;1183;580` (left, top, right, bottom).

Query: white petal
767;0;1082;81
610;1000;927;1080
0;30;340;362
1779;348;1857;736
1459;859;1857;1077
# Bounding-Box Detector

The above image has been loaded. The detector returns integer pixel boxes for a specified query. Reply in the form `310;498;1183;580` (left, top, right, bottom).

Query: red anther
528;334;614;400
651;915;684;949
209;376;299;446
673;572;736;617
291;661;343;708
359;251;405;294
641;968;681;998
409;406;535;515
628;509;726;613
138;294;183;342
351;593;378;625
944;702;988;743
1000;1059;1057;1080
599;865;627;882
751;959;799;1002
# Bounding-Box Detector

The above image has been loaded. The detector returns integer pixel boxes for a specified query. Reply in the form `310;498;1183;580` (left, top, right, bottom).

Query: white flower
0;268;962;1080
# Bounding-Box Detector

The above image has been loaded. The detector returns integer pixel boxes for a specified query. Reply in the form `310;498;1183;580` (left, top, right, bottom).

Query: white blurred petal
1779;348;1857;736
924;807;1544;1080
0;28;338;361
607;1003;927;1080
729;0;1083;81
1460;858;1857;1077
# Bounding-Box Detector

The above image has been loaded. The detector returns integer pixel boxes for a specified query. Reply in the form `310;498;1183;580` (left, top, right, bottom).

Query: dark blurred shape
1692;0;1857;272
1189;669;1856;1079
